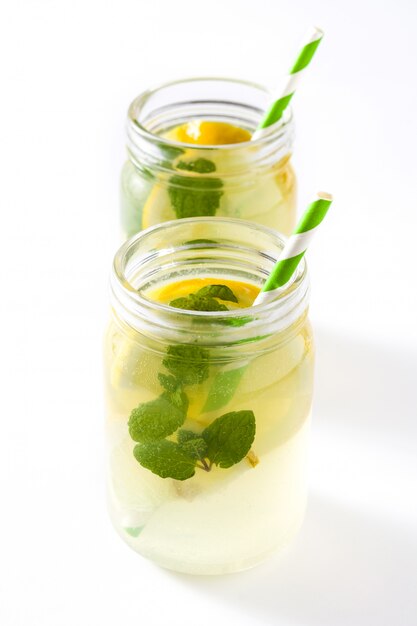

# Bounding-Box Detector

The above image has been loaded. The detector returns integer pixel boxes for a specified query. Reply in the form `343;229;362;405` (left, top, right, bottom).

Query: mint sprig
202;410;256;468
158;373;181;393
169;283;238;314
177;159;216;174
177;429;209;467
168;158;223;219
203;366;246;412
177;429;202;444
128;390;188;443
134;440;196;481
178;431;207;460
128;283;258;481
195;284;238;303
163;344;210;386
170;294;229;312
133;411;256;480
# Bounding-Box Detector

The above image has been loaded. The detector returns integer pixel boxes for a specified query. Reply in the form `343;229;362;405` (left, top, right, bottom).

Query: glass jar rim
110;217;309;348
127;76;294;152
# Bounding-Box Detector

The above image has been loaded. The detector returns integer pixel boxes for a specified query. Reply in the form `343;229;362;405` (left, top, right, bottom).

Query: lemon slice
107;327;164;417
240;336;306;395
141;184;175;230
149;277;258;307
169;121;251;145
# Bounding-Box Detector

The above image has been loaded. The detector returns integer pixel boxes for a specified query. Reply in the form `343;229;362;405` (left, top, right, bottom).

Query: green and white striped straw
254;192;333;305
252;26;324;140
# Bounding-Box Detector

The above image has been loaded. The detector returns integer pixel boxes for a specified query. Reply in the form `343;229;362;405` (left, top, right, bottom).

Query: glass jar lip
127;76;294;152
112;217;308;324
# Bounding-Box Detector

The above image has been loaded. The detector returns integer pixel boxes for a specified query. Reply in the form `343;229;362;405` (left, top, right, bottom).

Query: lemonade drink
105;218;314;575
121;78;296;238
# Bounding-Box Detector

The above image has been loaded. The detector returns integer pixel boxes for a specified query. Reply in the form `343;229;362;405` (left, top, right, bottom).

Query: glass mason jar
120;78;296;238
104;218;314;575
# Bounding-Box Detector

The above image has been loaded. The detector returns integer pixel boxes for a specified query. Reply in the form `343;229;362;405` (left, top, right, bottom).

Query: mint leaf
177;159;216;174
177;429;208;460
124;527;143;537
158;373;180;393
168;159;223;219
223;316;252;327
177;429;201;444
202;410;256;468
163;345;209;386
203;366;246;412
158;144;185;161
169;283;238;312
185;239;217;245
169;385;188;411
179;437;208;460
128;391;188;443
196;284;238;303
134;441;196;481
170;294;228;312
168;296;193;310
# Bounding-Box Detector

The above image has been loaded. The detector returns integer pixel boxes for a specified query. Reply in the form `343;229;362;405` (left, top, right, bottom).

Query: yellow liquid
166;120;252;145
105;279;313;574
152;277;259;309
121;120;296;236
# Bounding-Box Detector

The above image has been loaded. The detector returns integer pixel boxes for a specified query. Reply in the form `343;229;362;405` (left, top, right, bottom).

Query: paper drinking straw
203;191;331;413
252;26;324;139
254;192;333;305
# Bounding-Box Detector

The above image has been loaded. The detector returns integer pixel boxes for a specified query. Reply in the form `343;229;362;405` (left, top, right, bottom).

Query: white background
1;1;416;624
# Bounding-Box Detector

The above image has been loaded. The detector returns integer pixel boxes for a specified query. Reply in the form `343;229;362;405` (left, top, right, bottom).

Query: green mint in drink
168;159;223;219
128;283;258;481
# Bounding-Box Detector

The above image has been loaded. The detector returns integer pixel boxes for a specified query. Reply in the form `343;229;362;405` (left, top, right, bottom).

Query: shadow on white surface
175;494;416;626
313;327;417;443
172;331;417;625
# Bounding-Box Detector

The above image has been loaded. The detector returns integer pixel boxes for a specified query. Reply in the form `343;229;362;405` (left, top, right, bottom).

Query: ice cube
109;435;176;527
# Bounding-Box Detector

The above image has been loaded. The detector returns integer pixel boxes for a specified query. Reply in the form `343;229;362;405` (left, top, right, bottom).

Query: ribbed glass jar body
104;218;313;574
